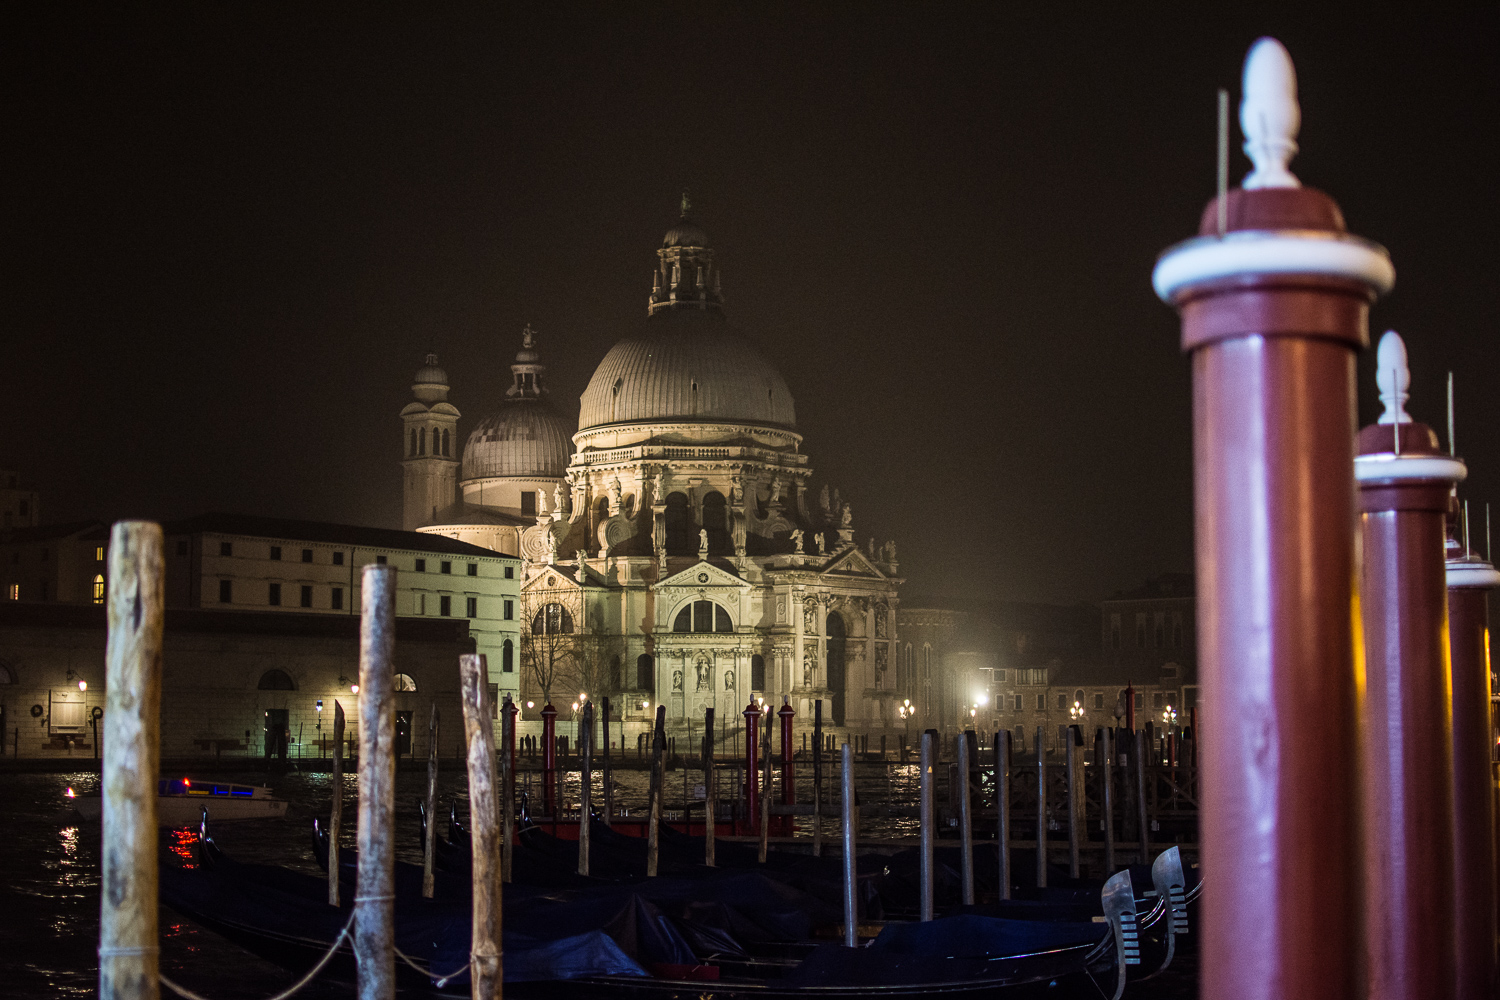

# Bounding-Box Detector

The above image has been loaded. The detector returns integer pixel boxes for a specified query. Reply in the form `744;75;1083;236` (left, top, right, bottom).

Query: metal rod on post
1035;725;1047;888
578;702;593;877
919;731;935;921
841;741;857;947
758;732;772;862
329;701;345;907
996;729;1011;900
422;703;439;899
100;521;163;1000
500;696;515;885
646;705;665;877
1135;729;1150;865
703;707;715;867
355;563;397;1000
957;730;975;906
458;653;502;1000
1102;727;1116;874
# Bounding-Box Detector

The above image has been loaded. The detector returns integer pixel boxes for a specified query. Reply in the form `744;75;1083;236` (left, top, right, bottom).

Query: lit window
393;673;418;692
91;575;105;604
672;600;732;633
532;603;574;634
95;547;104;562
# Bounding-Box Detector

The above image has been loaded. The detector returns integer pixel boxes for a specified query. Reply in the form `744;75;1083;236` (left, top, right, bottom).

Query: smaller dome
414;353;448;386
462;401;574;480
663;218;709;248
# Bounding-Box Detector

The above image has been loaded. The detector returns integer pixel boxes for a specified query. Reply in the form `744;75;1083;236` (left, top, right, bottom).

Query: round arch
826;612;847;726
257;669;295;691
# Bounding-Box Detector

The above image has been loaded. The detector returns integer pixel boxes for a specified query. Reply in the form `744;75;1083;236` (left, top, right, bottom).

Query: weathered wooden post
1067;725;1084;879
600;696;613;827
1151;40;1394;1000
1446;526;1500;1000
1354;333;1466;1000
423;703;440;899
646;705;665;877
329;700;345;907
1035;725;1047;888
578;701;593;876
458;653;502;1000
356;563;398;1000
996;729;1011;900
919;730;935;921
703;707;716;866
1101;727;1116;874
500;695;515;884
1134;729;1150;865
813;700;824;856
540;702;558;822
100;521;163;1000
841;741;857;947
957;729;975;905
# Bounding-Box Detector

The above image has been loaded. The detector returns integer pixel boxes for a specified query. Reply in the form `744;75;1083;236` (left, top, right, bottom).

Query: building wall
0;606;474;759
0;469;40;529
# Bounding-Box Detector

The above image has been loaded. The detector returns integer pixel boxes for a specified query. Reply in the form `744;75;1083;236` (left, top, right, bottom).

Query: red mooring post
541;702;558;822
1445;516;1500;999
1355;332;1466;1000
743;701;763;835
1152;39;1395;1000
778;698;796;836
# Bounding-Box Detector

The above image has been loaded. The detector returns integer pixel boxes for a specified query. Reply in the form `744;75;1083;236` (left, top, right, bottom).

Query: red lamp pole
1446;520;1500;1000
743;701;762;836
1153;39;1394;1000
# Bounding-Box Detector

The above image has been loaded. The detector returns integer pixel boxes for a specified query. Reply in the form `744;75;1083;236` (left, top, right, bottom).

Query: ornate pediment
819;546;887;581
521;564;602;594
653;558;750;592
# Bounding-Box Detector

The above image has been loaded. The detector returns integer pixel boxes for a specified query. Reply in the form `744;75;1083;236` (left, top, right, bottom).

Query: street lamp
1069;700;1084;721
1162;705;1178;726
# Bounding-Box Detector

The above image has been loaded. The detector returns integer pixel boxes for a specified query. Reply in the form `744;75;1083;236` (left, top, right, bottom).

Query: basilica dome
578;309;796;431
461;401;573;480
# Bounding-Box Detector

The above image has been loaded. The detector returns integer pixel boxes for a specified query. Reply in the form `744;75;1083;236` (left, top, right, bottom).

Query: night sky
7;7;1498;607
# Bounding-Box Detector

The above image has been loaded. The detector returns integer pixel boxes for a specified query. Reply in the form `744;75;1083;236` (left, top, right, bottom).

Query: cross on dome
1376;330;1411;425
1241;37;1302;190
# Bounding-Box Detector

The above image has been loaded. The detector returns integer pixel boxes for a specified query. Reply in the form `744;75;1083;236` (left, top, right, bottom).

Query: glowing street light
1162;705;1178;726
1069;699;1085;721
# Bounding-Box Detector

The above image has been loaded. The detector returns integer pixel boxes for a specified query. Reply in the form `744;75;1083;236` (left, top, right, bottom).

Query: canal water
0;766;1195;998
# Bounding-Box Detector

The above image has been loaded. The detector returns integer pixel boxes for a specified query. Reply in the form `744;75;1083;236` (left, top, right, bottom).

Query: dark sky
6;6;1498;606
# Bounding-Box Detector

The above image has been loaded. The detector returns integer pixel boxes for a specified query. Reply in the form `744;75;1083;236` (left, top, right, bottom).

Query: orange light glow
65;787;76;799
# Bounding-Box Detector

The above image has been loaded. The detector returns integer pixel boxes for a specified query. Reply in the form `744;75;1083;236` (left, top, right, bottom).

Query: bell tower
400;354;460;530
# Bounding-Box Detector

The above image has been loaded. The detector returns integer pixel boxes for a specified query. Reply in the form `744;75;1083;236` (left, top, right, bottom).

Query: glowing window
91;575;105;604
393;673;418;692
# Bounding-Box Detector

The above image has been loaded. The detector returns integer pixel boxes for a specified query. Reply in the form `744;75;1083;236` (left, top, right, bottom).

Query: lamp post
1069;700;1085;722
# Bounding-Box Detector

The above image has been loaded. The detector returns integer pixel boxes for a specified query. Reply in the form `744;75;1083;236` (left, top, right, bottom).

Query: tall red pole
541;702;557;819
1354;333;1465;1000
743;701;762;835
778;698;796;836
1446;525;1500;1000
1153;39;1394;1000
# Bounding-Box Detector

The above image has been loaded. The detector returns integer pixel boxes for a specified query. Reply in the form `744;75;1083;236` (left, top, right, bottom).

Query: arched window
663;492;692;554
1154;616;1164;648
257;669;295;691
532;603;574;635
1074;689;1085;705
636;653;654;690
441;429;450;456
502;639;514;673
91;574;105;604
393;673;419;692
418;427;427;455
751;653;766;690
673;600;732;633
409;428;417;456
0;661;15;684
922;644;932;679
701;491;728;553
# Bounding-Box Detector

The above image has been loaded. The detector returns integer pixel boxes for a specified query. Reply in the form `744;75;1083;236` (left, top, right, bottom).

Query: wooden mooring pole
1134;729;1150;865
600;696;613;828
356;563;397;1000
646;705;665;877
578;701;593;877
812;700;823;857
957;730;975;906
996;729;1011;900
1067;725;1083;879
1101;727;1116;874
100;521;164;1000
329;700;345;907
1035;725;1047;888
703;707;716;867
500;696;515;885
919;731;935;921
840;741;857;947
758;732;771;863
459;653;502;1000
422;703;439;899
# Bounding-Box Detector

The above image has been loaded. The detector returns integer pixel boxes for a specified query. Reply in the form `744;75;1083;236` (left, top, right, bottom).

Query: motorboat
71;777;288;825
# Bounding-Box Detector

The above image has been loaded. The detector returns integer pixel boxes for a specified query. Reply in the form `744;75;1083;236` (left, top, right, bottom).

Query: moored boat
71;777;288;825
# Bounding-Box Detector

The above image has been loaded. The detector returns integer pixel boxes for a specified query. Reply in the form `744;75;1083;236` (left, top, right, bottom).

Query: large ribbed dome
578;309;796;431
461;401;573;480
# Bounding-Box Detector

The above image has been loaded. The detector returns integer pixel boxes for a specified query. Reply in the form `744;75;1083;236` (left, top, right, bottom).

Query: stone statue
803;598;817;633
769;477;783;504
883;540;897;563
698;528;709;557
731;479;743;504
867;537;876;557
841;503;853;528
554;482;565;514
790;528;804;554
607;477;622;510
812;532;823;556
522;324;536;349
724;668;735;691
802;647;816;687
672;669;683;692
545;528;557;564
819;484;831;515
695;656;710;692
536;489;548;515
